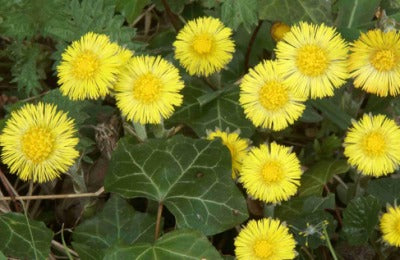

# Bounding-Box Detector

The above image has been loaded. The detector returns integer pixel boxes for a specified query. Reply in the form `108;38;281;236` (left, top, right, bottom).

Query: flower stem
155;202;164;241
322;225;338;260
133;121;147;141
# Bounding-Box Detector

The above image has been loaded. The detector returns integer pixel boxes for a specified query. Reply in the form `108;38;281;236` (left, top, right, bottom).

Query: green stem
150;121;167;138
263;203;275;218
322;225;338;260
133;121;147;141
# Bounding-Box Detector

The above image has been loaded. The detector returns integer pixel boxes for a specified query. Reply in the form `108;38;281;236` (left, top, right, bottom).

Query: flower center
370;49;397;71
261;161;284;184
253;240;273;258
259;81;289;111
72;50;100;80
22;127;54;163
192;33;214;55
133;73;162;103
362;131;386;157
296;44;328;76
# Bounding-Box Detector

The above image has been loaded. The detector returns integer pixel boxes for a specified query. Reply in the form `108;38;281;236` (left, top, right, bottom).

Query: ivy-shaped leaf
105;135;248;235
72;195;156;259
298;160;350;197
221;0;258;32
342;195;381;245
367;178;400;204
168;79;254;137
0;212;53;259
336;0;380;28
258;0;333;25
103;229;223;260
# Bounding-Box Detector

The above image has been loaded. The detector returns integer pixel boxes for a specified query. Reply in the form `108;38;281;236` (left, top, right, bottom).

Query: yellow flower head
57;32;129;100
348;29;400;97
0;103;79;183
276;22;349;99
115;55;184;124
235;218;296;260
207;129;250;179
381;205;400;247
344;114;400;177
239;142;302;203
270;21;291;42
173;16;235;76
240;60;306;131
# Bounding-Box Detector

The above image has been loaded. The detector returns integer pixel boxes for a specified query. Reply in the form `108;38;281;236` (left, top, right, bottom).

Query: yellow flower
173;16;235;76
239;142;302;203
57;32;128;100
270;21;290;41
0;103;79;183
240;60;306;131
115;55;184;124
207;129;250;179
344;114;400;177
348;29;400;97
276;22;349;99
380;205;400;247
235;218;296;260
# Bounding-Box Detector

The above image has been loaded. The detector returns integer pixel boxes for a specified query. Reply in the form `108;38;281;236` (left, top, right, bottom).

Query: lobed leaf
105;135;248;235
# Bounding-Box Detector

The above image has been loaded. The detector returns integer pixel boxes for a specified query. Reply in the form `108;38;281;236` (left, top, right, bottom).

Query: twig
51;240;79;258
244;20;263;73
154;202;163;240
0;187;104;201
131;4;156;27
160;0;181;31
0;169;20;210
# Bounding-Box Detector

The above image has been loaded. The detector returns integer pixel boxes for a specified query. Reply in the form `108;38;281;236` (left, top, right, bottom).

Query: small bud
270;21;291;41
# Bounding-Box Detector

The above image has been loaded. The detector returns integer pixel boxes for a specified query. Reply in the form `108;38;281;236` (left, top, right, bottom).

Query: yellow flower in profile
239;142;302;203
207;129;250;179
344;114;400;177
235;218;296;260
276;22;349;99
173;16;235;76
348;30;400;97
240;60;306;131
0;103;79;183
270;21;290;41
115;56;184;124
380;205;400;247
57;32;128;100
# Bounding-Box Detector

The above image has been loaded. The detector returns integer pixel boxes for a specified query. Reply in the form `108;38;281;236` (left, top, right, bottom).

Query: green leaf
0;212;53;259
105;135;248;235
258;0;333;25
72;243;104;260
221;0;258;32
103;229;222;260
310;99;352;130
72;195;156;258
299;104;323;123
168;79;254;137
152;0;190;14
342;195;381;245
298;160;350;197
116;0;150;24
0;251;6;260
335;0;380;28
367;178;400;204
9;43;48;96
275;194;336;249
190;87;255;138
42;89;91;126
